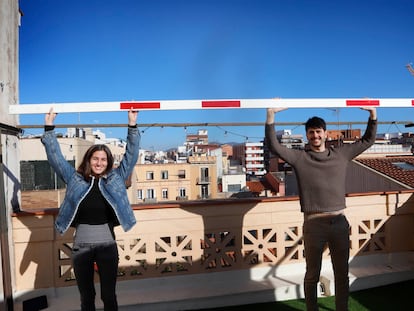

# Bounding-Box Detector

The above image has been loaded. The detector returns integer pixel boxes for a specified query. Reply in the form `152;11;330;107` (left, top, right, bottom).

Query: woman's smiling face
89;150;108;176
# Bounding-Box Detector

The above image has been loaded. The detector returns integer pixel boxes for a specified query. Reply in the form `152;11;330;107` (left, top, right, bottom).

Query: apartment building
233;141;266;176
132;155;218;203
185;129;208;145
276;129;306;150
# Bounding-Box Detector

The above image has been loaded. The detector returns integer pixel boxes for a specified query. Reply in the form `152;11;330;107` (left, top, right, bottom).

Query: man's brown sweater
265;118;377;213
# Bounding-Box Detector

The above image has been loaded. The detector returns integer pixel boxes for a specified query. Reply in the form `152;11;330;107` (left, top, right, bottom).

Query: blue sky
18;0;414;149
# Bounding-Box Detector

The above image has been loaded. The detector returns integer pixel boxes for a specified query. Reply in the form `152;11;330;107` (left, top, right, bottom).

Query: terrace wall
11;192;414;310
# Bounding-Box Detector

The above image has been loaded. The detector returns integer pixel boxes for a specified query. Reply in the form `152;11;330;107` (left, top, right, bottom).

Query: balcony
245;142;264;148
246;163;265;169
196;194;211;200
245;149;264;154
246;156;264;161
196;176;211;184
175;196;188;201
11;191;414;310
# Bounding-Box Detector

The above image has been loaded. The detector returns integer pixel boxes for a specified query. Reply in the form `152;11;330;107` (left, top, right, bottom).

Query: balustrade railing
11;191;414;295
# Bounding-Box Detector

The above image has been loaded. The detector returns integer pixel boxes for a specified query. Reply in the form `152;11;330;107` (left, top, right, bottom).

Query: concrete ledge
320;252;414;296
14;267;307;311
114;268;308;311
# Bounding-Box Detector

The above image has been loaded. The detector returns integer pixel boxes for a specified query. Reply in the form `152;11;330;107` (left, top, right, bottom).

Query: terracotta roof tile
356;156;414;188
246;180;265;194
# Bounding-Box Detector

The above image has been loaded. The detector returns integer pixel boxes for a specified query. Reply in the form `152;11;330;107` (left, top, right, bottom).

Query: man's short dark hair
305;116;326;131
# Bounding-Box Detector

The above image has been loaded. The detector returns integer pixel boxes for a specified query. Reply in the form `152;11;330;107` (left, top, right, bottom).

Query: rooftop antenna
325;108;340;130
406;63;414;76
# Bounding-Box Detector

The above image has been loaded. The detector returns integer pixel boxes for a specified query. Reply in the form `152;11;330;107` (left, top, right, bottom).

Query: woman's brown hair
77;144;114;180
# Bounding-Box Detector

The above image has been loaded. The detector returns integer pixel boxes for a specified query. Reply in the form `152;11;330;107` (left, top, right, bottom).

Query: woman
41;108;140;311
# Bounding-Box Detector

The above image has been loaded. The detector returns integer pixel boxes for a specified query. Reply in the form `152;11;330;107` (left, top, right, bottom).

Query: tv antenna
406;63;414;76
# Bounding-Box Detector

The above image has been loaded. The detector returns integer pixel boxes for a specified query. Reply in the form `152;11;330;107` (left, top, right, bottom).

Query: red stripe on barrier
202;100;241;108
120;102;161;110
346;100;380;106
412;100;414;106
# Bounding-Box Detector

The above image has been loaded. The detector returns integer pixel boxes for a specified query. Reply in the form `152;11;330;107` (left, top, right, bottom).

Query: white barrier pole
8;98;414;115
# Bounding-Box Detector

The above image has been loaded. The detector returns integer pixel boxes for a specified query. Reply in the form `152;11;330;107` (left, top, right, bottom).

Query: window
201;184;209;199
162;188;168;199
146;171;154;180
147;189;155;199
137;189;143;200
392;162;414;171
228;184;241;192
201;167;209;176
161;170;169;179
200;167;209;183
179;188;186;197
178;170;186;179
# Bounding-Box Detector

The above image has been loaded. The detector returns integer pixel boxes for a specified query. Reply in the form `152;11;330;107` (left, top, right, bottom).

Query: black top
73;178;116;225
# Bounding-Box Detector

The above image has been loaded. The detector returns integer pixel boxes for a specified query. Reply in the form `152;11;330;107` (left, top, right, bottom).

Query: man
265;107;377;311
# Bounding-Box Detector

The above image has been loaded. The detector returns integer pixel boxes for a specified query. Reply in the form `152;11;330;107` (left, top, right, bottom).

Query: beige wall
19;135;127;170
19;137;92;168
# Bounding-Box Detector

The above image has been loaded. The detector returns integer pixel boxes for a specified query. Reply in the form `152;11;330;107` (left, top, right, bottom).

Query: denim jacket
41;126;140;234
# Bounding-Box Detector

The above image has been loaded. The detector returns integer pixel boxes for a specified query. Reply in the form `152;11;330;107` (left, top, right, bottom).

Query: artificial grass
198;280;414;310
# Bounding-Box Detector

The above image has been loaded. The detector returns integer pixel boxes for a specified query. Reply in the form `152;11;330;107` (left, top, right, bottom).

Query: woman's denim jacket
41;126;140;235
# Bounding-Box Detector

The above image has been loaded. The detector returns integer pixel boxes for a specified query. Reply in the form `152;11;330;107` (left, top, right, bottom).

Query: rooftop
356;156;414;188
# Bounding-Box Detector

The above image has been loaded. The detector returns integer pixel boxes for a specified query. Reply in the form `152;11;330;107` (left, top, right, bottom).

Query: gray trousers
303;214;350;311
